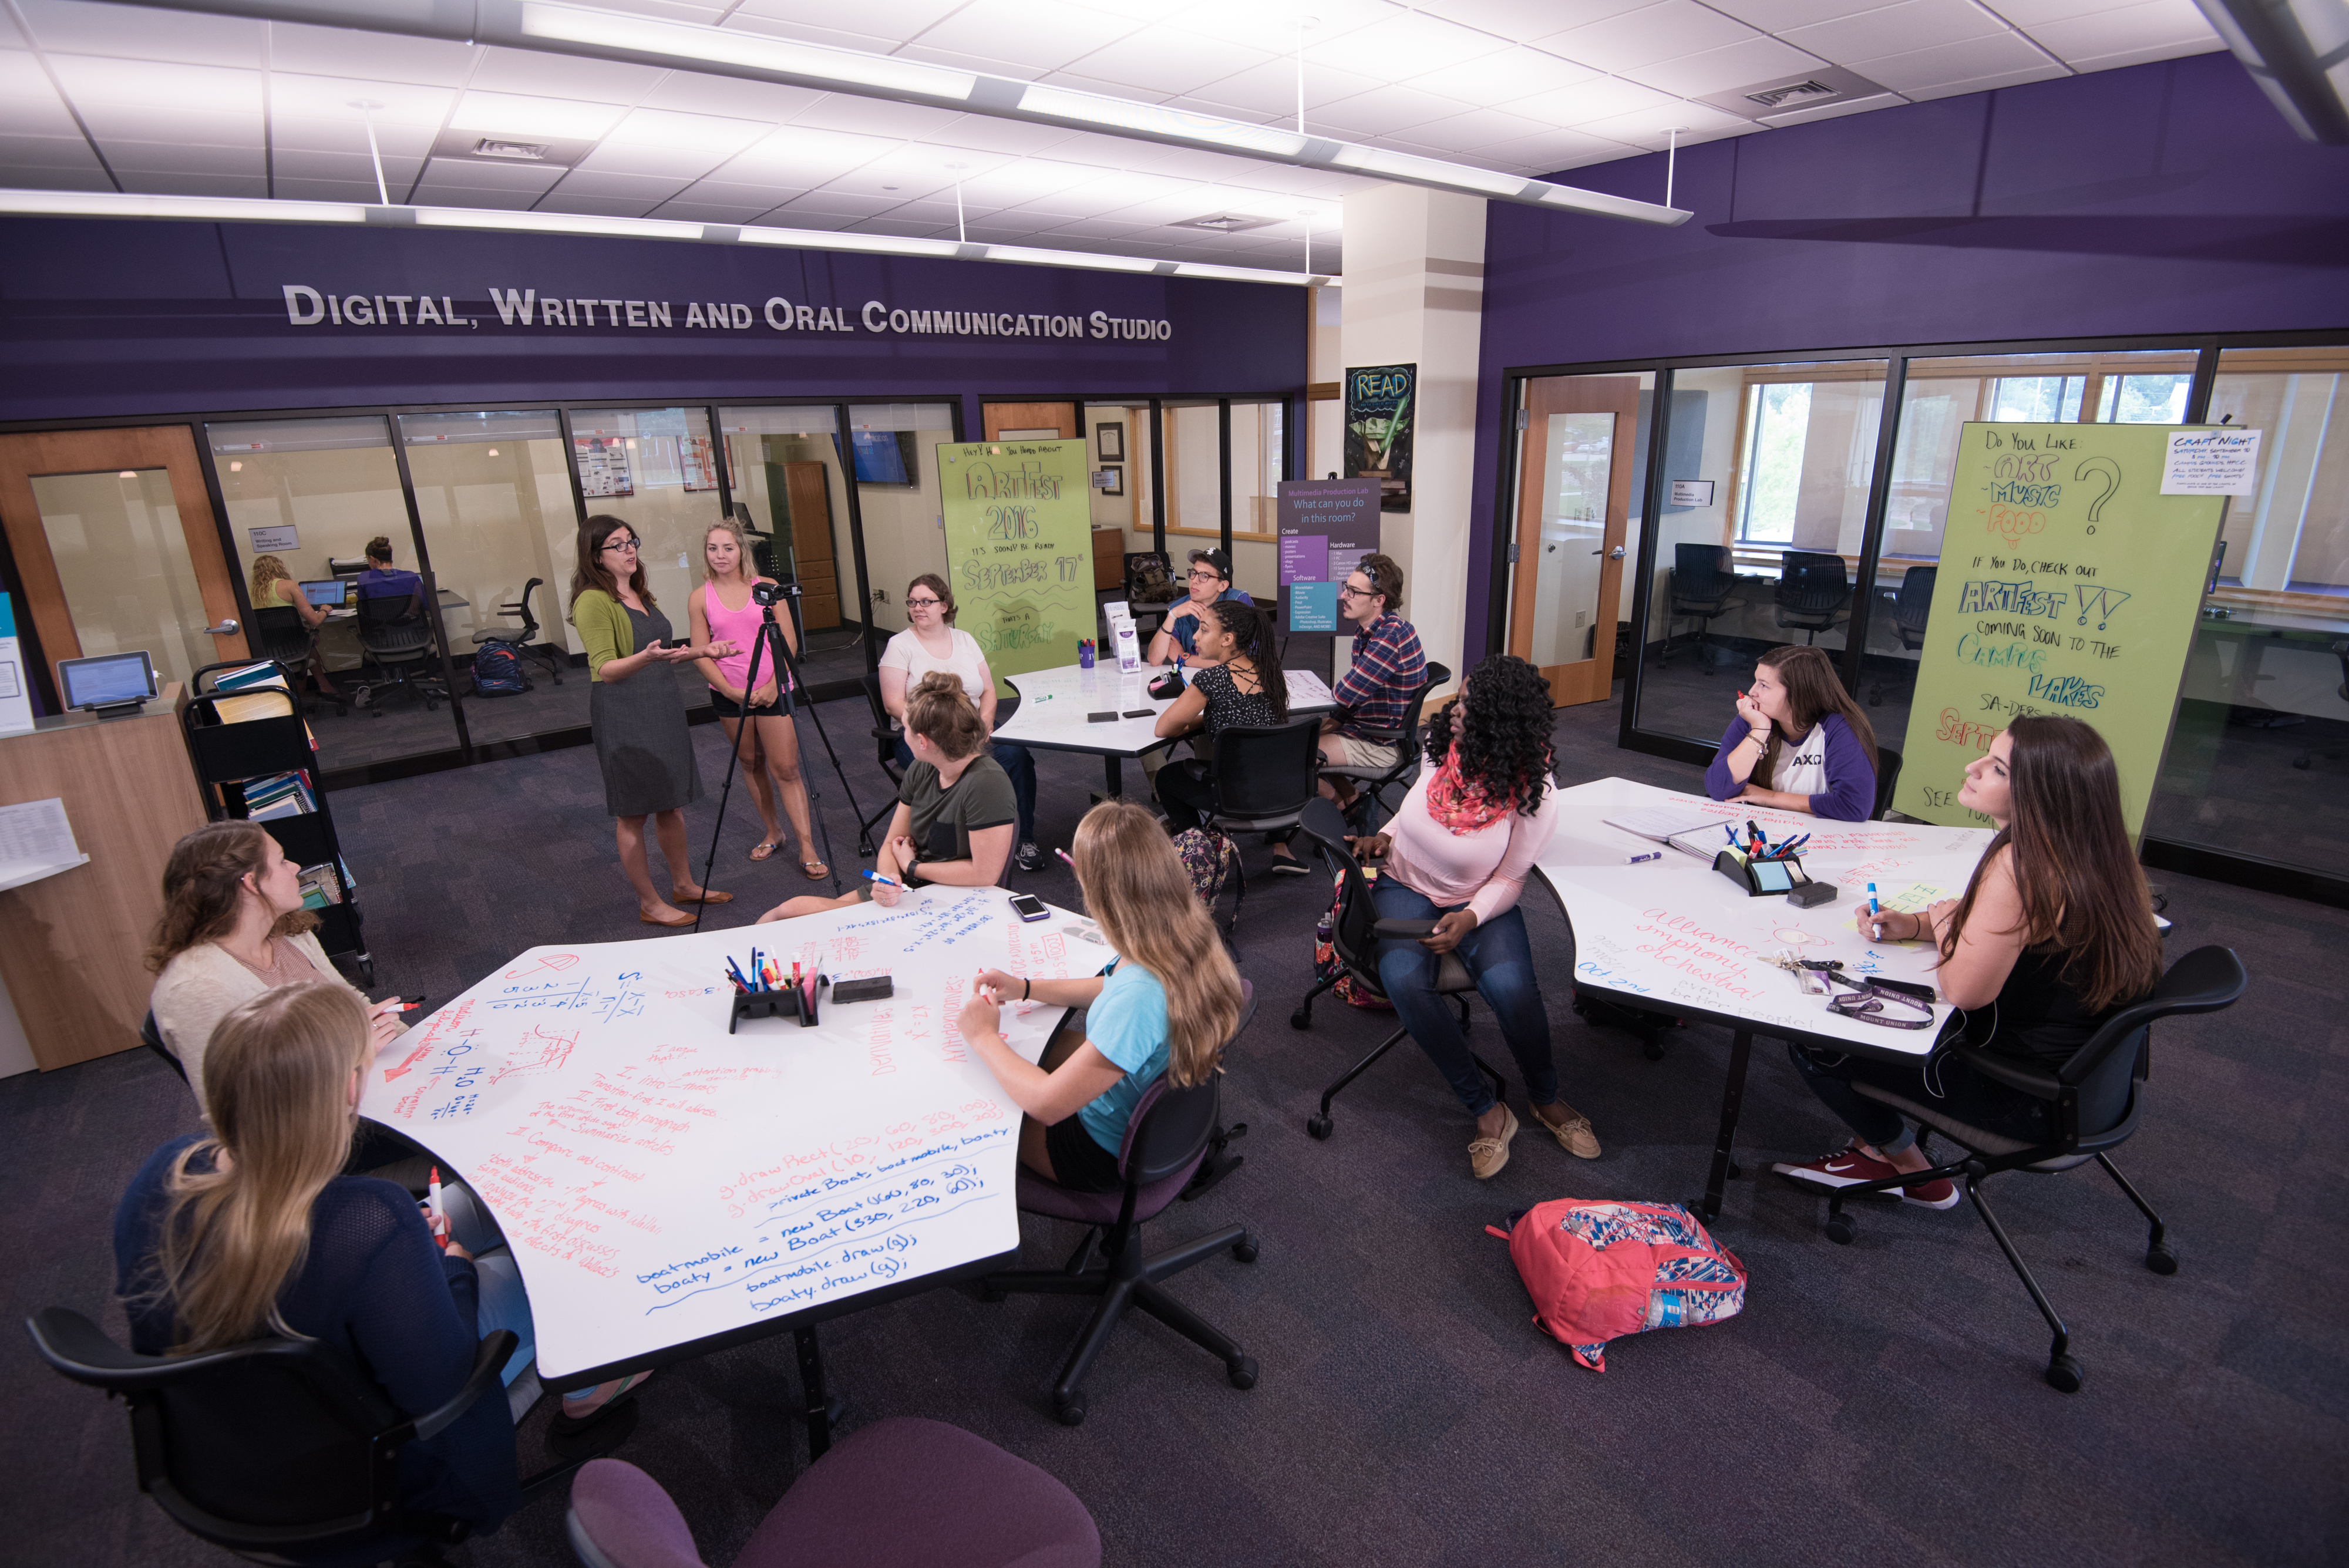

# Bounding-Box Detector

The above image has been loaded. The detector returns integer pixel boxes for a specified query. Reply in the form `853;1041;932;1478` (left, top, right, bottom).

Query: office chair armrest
1371;918;1437;940
1944;1042;2063;1102
410;1330;517;1442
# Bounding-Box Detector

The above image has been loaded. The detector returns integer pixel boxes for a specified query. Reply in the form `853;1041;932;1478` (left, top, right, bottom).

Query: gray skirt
591;663;702;817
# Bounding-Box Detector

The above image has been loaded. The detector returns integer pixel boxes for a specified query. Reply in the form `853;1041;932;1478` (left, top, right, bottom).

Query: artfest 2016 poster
1345;363;1414;513
1276;479;1381;634
938;439;1095;679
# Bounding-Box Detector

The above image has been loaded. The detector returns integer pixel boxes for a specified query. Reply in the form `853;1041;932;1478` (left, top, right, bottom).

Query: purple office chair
564;1420;1099;1568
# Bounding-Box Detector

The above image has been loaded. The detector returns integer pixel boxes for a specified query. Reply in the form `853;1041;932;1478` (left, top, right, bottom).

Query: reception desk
0;685;208;1070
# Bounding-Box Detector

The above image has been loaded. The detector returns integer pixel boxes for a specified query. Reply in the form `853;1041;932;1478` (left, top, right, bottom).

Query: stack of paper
0;798;85;893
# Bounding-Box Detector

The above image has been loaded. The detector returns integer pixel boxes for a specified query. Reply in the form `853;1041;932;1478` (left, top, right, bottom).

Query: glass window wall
1083;402;1153;635
28;467;217;692
209;416;461;770
1226;399;1283;608
570;408;727;710
716;406;858;689
839;403;955;687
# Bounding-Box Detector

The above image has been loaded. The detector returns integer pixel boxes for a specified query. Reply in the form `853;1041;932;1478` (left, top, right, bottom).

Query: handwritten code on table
358;888;1108;1377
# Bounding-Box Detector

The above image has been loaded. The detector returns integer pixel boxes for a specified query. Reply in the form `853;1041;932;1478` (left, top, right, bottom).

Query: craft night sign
278;284;1173;342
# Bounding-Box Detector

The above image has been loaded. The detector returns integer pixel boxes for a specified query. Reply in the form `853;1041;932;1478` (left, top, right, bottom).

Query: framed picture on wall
1095;466;1125;496
1096;423;1125;462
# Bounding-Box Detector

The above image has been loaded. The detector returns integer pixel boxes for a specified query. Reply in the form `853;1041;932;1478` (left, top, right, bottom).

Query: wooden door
1507;377;1638;706
781;460;840;630
982;402;1075;439
0;427;249;704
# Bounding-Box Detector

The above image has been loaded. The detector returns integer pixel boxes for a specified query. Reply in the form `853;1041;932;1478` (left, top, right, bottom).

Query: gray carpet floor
4;691;2344;1567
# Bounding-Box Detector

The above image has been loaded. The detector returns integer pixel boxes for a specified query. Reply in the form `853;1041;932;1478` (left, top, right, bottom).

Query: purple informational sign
1276;477;1381;635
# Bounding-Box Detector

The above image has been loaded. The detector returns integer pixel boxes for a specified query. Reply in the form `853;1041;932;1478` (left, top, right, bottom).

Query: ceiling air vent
1746;79;1838;110
473;139;551;160
1698;66;1890;124
1174;213;1277;233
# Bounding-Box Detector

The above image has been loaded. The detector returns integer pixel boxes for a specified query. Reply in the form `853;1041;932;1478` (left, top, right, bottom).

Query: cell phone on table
1009;893;1049;922
1868;975;1938;1003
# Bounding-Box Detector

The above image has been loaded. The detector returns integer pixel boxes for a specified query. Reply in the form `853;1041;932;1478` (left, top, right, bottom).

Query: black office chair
980;1064;1258;1427
1317;660;1452;833
1662;544;1745;672
139;1010;187;1085
1869;566;1936;706
469;577;564;685
1289;796;1507;1140
1775;551;1852;645
1796;944;2248;1391
1193;716;1323;940
2291;641;2348;771
252;605;341;718
24;1309;608;1564
857;674;908;858
354;593;442;716
1873;745;1903;820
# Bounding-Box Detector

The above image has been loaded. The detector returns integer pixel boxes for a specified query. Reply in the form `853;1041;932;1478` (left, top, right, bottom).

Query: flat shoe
1468;1105;1519;1180
672;889;732;905
640;908;696;928
1533;1103;1601;1159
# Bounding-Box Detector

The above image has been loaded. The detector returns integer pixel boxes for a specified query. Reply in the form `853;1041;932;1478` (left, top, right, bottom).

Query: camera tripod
691;579;866;935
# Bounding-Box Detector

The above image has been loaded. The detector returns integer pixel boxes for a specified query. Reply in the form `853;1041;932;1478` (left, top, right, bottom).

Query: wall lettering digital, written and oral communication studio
278;284;1173;341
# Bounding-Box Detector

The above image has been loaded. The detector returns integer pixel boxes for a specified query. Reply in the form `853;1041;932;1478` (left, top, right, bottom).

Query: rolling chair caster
1305;1113;1332;1140
1054;1392;1086;1427
2146;1240;2178;1275
1226;1354;1258;1390
2045;1352;2084;1393
1824;1207;1857;1246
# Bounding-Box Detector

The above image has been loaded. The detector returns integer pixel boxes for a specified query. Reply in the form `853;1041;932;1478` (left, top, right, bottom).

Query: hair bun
911;671;967;700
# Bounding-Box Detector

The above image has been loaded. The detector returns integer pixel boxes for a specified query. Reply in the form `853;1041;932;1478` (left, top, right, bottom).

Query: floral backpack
1313;869;1393;1011
1486;1200;1748;1372
1170;827;1236;910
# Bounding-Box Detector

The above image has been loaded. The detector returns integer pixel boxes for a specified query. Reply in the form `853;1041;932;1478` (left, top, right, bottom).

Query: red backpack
1487;1200;1748;1372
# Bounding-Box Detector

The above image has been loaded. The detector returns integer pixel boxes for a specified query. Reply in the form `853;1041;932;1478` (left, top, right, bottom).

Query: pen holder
1078;640;1095;669
730;978;826;1032
1712;849;1810;898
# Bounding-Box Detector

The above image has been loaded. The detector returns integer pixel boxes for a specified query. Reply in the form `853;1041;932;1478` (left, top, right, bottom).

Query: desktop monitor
57;651;158;714
300;579;350;607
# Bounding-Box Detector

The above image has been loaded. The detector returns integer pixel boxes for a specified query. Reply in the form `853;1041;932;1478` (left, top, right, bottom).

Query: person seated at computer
1153;601;1288;834
756;674;1012;923
248;554;338;700
1772;715;2164;1209
877;573;1041;873
147;820;406;1121
1146;549;1253;668
355;534;424;620
955;799;1244;1192
113;982;647;1542
1704;644;1879;822
1265;551;1423;873
1348;654;1598;1179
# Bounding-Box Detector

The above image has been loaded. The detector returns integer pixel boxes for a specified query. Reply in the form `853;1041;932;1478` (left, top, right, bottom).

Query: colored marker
725;957;750;991
1783;833;1811;857
1055;848;1075;868
427;1166;444;1247
863;869;901;888
1867;882;1881;917
1627;850;1662;863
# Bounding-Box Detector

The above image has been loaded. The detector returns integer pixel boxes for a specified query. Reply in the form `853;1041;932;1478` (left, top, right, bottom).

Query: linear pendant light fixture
115;0;1692;226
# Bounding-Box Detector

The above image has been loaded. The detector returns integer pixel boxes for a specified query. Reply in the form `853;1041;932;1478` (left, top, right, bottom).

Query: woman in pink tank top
688;520;823;879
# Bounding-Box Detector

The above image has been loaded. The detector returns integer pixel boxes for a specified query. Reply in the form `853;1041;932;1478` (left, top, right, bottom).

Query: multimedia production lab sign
278;284;1174;342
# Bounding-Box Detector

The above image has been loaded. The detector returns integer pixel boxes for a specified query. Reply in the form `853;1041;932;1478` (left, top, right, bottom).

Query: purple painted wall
0;218;1306;423
1465;52;2349;659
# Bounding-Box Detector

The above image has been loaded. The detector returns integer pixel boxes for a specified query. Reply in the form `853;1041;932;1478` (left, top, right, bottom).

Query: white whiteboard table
1533;778;1995;1220
992;662;1337;797
359;886;1115;1449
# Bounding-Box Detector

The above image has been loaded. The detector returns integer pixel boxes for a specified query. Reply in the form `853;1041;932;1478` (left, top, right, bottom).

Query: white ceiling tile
918;116;1091;155
265;22;479;87
601;107;773;159
672;178;811;206
2022;0;2217;60
1622;34;1829;96
269;115;435;157
15;0;260;67
780;188;910;216
842;216;956;237
714;125;899;183
819;146;964;198
572;143;735;179
0;53;78;136
48;55;259;112
648;199;784;221
102;140;266;175
1780;0;2012;60
728;0;971;37
1187;57;1382;118
633;72;826;122
405;181;541;208
1988;0;2142;23
1568;103;1755;147
536;191;663;216
714;13;901;54
1305;13;1515;78
763;208;856;229
272;177;388;201
1174;0;1395;51
1900;60;2070;97
1507;73;1687;126
1311;83;1480;138
270;147;426;182
2047;32;2222;66
1704;0;1903;32
1469;126;1649;170
76;106;264;146
0;130;105;170
580;0;727;22
1849;29;2054;88
1417;0;1660;35
1405;46;1603;103
910;0;1143;70
788;94;967;138
891;42;1057;82
465;45;667;101
1536;1;1760;73
270;76;453;130
449;91;633;142
1400;106;1560;151
548;168;693;199
1033;215;1160;238
954;156;1109;204
117;170;270;197
413;154;566;191
1055;27;1277;97
870;194;966;222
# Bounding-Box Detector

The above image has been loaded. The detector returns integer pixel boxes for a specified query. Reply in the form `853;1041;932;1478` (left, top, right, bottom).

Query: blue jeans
1787;1040;2051;1157
1372;879;1558;1117
441;1183;536;1386
894;737;1037;840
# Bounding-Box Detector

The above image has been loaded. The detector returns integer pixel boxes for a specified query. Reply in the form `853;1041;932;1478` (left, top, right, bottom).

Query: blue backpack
471;639;531;696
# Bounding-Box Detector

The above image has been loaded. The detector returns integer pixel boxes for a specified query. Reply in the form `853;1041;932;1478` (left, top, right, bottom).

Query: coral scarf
1423;745;1517;836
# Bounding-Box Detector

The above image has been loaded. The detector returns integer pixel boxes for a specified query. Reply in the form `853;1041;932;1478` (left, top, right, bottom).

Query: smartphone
831;976;893;1004
1009;893;1049;922
1869;975;1939;1003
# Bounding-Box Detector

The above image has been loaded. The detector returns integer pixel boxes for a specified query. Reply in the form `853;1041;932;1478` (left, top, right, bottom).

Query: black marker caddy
730;977;826;1032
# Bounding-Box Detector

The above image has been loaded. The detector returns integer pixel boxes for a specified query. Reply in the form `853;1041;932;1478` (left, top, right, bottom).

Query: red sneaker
1772;1145;1903;1194
1898;1175;1961;1210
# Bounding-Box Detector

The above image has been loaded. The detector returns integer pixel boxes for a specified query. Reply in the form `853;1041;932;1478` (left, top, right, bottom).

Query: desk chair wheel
1290;1006;1312;1029
1305;1113;1333;1140
1641;1038;1667;1062
1054;1392;1086;1427
1231;1236;1258;1264
2146;1241;2179;1276
1824;1211;1857;1246
1227;1354;1258;1390
2045;1352;2084;1393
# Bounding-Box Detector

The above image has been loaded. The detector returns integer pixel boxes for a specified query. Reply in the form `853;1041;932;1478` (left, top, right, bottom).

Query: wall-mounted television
844;429;918;487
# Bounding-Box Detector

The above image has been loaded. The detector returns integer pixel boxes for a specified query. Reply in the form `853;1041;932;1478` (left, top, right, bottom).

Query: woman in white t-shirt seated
1704;644;1880;822
877;573;1040;873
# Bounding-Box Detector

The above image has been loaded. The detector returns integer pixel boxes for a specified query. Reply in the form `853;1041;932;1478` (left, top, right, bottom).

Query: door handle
1610;546;1626;559
204;618;240;635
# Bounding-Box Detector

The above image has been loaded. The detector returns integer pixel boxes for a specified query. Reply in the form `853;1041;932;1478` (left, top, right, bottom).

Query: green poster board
1894;422;2226;837
937;439;1095;678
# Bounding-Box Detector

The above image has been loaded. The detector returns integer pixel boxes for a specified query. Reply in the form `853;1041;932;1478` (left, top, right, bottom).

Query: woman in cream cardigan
147;820;407;1118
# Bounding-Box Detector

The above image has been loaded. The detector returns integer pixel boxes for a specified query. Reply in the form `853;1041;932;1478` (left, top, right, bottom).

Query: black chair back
139;1010;187;1084
358;593;430;662
1209;717;1322;829
1297;798;1379;975
253;605;310;663
1116;1074;1223;1187
493;577;546;641
1672;543;1735;606
1872;745;1902;820
860;674;905;777
2057;945;2246;1090
25;1306;511;1558
1776;551;1852;614
1892;566;1936;644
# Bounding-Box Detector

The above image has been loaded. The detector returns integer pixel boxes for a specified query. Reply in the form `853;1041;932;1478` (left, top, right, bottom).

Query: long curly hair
1425;654;1554;816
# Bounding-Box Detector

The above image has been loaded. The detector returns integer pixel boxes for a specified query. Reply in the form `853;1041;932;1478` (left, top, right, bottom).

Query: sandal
749;840;782;862
671;889;733;906
802;859;830;881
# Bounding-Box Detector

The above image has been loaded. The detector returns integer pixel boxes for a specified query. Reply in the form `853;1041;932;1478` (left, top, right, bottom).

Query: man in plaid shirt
1270;553;1424;872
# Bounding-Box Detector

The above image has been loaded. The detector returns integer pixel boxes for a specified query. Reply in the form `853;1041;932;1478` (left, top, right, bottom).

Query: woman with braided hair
1348;654;1599;1179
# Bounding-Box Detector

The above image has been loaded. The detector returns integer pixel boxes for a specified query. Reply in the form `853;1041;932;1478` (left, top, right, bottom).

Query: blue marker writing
1724;825;1741;848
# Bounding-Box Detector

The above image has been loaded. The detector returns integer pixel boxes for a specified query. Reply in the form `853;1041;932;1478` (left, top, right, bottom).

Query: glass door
1508;374;1645;706
0;427;248;710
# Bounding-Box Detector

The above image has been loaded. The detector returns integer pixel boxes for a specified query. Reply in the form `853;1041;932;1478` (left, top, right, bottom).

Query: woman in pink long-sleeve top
1349;654;1600;1180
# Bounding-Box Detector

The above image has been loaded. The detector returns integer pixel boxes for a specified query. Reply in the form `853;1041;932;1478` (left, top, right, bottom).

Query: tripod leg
692;630;765;936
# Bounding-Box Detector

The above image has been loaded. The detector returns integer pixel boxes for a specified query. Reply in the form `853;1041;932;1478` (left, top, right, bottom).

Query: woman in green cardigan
573;514;739;928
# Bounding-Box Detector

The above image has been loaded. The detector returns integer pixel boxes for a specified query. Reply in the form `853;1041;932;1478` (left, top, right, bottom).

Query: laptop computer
300;579;350;607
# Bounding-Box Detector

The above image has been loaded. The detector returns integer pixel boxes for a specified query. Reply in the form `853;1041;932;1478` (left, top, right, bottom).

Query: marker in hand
1866;881;1883;939
862;869;901;889
427;1165;446;1250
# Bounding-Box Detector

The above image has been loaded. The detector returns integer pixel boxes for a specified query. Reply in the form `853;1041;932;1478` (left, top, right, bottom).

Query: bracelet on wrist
1022;977;1032;1001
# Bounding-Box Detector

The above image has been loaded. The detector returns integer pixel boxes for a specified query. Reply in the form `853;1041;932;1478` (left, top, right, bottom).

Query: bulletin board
938;439;1096;678
1893;422;2227;837
1276;478;1381;634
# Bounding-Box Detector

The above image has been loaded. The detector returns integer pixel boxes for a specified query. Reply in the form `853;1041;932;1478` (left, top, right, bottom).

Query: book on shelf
241;769;317;819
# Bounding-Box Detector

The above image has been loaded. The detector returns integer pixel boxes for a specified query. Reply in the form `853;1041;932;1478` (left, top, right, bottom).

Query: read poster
1345;362;1415;513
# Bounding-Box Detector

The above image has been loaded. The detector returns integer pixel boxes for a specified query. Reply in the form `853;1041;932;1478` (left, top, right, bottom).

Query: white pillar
1339;183;1487;694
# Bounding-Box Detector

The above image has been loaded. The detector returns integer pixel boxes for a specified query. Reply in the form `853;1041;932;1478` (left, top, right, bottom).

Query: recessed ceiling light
229;461;242;472
118;470;136;479
486;448;500;457
1176;213;1277;233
